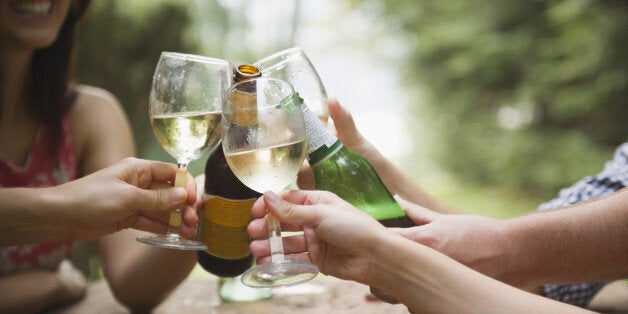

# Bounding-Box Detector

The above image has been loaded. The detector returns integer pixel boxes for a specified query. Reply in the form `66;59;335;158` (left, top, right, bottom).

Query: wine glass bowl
149;52;229;164
222;78;307;192
221;77;319;288
255;47;329;121
137;52;231;250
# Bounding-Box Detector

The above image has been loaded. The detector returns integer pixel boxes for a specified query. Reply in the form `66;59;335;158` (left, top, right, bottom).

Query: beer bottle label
200;195;255;259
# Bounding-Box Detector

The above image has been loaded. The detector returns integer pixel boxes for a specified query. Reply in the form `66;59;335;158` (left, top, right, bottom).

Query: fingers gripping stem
268;214;285;263
167;167;187;232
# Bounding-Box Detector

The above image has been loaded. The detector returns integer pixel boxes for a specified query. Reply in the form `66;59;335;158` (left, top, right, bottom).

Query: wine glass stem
165;164;188;238
267;214;285;263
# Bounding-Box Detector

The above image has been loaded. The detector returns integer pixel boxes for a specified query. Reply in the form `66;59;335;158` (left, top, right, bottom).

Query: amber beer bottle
196;65;261;277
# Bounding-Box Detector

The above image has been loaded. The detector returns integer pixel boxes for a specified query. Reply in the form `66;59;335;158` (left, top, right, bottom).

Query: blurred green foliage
75;0;627;199
76;0;203;170
353;0;627;199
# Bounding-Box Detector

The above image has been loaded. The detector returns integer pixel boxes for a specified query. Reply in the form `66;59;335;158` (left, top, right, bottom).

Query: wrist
363;233;419;291
496;218;537;287
357;142;394;182
364;234;466;312
40;185;75;239
360;142;387;171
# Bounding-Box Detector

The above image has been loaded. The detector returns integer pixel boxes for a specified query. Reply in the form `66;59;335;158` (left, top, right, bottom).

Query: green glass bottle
302;102;414;227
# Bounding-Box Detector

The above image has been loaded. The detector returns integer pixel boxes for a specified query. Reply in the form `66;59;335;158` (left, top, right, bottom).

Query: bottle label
200;195;255;259
301;104;342;166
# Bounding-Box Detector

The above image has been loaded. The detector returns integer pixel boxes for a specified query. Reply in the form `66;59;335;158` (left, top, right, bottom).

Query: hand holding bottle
327;98;386;163
295;96;392;190
298;97;413;227
303;98;454;215
297;98;384;190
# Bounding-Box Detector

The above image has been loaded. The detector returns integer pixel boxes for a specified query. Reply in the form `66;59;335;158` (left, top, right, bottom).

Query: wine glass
255;47;329;122
136;52;231;250
221;77;319;288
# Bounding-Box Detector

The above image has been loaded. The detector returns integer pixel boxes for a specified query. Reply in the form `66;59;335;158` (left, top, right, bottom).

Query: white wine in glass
137;52;231;250
150;112;222;162
222;77;319;288
226;140;307;193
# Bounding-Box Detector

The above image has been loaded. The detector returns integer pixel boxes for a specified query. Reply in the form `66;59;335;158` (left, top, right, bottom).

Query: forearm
97;231;196;312
365;234;592;313
0;187;73;245
500;188;628;287
363;147;456;214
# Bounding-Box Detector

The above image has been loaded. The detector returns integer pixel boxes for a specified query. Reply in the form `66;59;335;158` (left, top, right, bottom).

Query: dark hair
28;0;91;153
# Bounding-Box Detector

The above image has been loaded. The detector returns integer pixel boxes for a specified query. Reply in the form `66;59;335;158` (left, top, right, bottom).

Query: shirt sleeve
535;141;628;307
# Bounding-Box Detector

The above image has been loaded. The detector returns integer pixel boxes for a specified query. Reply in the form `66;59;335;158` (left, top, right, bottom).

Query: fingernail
172;187;187;200
264;191;279;205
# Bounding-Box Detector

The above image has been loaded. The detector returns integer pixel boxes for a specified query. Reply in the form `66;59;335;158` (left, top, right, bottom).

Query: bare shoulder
71;84;124;116
69;85;134;161
69;84;130;128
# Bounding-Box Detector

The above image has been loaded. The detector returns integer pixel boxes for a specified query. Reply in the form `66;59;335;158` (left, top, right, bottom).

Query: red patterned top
0;113;78;275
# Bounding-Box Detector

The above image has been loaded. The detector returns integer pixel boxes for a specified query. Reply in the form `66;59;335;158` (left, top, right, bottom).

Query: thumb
264;191;320;227
394;194;442;225
136;187;187;212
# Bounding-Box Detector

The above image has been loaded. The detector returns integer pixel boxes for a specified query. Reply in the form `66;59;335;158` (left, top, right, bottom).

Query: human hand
247;190;388;283
297;98;384;190
194;173;206;210
0;260;87;312
55;157;198;241
326;98;377;155
367;196;508;304
55;260;87;305
392;195;508;281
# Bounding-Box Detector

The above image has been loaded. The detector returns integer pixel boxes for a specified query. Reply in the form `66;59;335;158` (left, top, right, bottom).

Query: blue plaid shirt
536;141;628;307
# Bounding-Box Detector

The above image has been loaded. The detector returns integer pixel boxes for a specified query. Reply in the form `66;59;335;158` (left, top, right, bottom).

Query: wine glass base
241;260;319;288
136;235;207;251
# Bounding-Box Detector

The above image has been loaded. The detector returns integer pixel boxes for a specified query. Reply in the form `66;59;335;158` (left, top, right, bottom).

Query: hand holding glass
222;77;319;287
137;52;231;250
